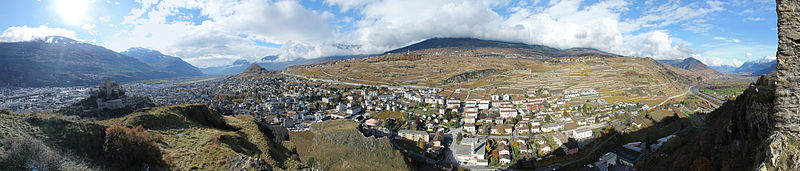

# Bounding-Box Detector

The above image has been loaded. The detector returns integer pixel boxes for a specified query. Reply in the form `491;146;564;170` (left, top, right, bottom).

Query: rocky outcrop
442;68;506;85
775;0;800;142
768;1;800;170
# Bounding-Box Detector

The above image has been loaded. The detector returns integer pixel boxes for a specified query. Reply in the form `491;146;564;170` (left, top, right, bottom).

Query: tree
417;138;426;149
456;132;463;143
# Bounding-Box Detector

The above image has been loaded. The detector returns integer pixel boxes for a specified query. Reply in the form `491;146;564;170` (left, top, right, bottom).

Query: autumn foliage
104;124;167;166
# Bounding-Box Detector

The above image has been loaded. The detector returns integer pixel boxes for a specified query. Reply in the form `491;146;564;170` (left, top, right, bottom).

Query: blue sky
0;0;778;68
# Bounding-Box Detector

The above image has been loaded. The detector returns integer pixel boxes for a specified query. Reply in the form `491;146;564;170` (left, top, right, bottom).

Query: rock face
442;68;506;85
775;0;800;141
770;1;800;169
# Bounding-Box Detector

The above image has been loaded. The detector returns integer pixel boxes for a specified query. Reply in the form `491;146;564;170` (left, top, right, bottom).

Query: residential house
498;145;511;156
572;129;593;141
491;126;513;135
516;123;530;135
536;135;547;145
464;123;476;133
478;100;490;110
499;154;512;164
500;109;518;118
398;130;429;143
553;132;568;145
541;123;564;132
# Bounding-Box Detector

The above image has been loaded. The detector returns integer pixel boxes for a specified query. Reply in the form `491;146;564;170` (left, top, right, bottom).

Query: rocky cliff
768;0;800;169
643;1;800;170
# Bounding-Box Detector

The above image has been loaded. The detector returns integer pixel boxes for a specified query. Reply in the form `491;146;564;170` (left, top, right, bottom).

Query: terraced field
287;53;691;107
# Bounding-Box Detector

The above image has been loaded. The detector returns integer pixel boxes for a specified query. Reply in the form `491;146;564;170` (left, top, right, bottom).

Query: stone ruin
90;79;129;110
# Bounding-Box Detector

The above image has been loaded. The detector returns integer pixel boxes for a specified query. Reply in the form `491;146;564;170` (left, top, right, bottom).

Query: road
691;87;723;108
654;86;692;108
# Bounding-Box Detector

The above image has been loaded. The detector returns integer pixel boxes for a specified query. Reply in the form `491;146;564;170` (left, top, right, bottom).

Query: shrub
103;124;165;167
0;136;63;171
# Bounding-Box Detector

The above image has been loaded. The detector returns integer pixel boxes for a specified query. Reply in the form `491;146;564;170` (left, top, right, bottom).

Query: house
514;137;526;145
516;122;530;134
531;126;541;133
553;132;568;145
455;138;487;165
563;140;579;155
499;154;512;164
541;123;564;132
398;130;429;143
427;132;445;156
536;135;548;145
502;94;511;101
497;138;509;145
632;121;642;128
540;145;551;153
572;129;593;141
491;126;513;135
594;152;618;171
464;123;476;133
491;94;500;101
520;144;530;153
463;117;476;124
478;100;490;110
500;109;517;118
446;99;461;109
598;114;611;122
615;142;646;167
498;145;511;155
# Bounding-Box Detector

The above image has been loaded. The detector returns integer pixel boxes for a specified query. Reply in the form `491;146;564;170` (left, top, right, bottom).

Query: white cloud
108;0;729;67
713;36;741;43
744;17;763;21
0;25;77;42
99;16;111;23
81;24;96;35
692;54;744;67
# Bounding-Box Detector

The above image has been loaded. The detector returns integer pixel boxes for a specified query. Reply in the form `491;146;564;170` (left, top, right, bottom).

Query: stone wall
776;0;800;139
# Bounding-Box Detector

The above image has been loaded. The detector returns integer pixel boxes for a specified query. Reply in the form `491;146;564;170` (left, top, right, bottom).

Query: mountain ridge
0;36;179;87
386;37;621;58
121;47;204;77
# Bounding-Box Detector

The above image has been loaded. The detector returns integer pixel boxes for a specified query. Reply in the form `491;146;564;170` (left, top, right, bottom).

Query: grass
374;111;405;120
304;120;409;171
288;131;315;162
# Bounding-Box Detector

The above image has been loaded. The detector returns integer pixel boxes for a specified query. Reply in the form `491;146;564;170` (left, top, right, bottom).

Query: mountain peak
243;63;265;73
39;36;79;44
232;59;250;66
123;47;163;55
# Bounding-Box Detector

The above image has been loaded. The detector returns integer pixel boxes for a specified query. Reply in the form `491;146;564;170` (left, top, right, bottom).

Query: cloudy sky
0;0;777;68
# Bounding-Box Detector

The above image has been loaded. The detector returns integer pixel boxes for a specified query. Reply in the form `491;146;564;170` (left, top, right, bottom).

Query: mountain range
200;54;375;75
660;57;778;77
658;57;722;79
0;36;204;87
734;59;777;76
387;37;620;58
206;37;622;75
120;47;203;77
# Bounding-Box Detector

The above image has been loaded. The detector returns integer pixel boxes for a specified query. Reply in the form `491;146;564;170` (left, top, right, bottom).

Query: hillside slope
0;36;176;87
289;120;410;171
643;75;788;170
0;105;303;170
658;57;722;80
